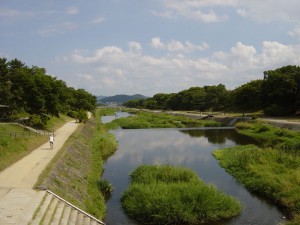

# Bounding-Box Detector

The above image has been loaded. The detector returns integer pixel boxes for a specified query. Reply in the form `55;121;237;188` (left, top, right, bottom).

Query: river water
101;113;287;225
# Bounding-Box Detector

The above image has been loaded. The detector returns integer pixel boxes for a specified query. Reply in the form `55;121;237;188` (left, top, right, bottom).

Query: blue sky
1;0;300;96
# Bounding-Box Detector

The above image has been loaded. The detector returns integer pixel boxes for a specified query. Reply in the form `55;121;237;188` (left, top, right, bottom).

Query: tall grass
107;111;221;129
98;107;117;116
214;145;300;224
0;124;48;171
236;120;300;149
86;111;117;218
121;165;242;225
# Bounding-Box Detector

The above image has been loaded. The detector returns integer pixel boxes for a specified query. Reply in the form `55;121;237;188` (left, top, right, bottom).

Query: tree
203;84;228;111
262;65;300;115
0;57;97;122
233;80;263;111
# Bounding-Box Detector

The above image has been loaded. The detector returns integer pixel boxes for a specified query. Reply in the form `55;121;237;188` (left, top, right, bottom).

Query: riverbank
35;110;118;219
0;119;81;224
214;120;300;225
0;114;72;172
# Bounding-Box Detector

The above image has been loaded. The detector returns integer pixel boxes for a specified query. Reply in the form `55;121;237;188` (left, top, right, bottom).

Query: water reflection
102;128;286;225
101;111;133;124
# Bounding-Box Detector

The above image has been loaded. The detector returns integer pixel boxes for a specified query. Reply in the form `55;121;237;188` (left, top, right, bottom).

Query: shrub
27;114;46;129
264;104;287;116
97;179;113;200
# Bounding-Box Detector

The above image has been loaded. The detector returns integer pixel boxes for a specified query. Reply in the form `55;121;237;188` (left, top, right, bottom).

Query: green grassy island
214;120;300;225
121;164;242;225
107;111;221;129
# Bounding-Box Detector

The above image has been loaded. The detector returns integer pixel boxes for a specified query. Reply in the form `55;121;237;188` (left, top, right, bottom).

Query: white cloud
65;6;79;15
0;8;35;19
91;17;105;24
67;40;300;95
150;38;209;53
235;1;300;23
151;10;174;19
128;41;142;54
38;22;78;36
155;0;300;24
289;25;300;39
71;46;124;63
154;0;235;22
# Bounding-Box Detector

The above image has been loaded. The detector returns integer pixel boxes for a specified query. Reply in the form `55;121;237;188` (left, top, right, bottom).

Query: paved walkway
0;120;80;224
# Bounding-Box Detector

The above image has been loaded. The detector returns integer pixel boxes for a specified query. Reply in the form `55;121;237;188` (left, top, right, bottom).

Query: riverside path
0;120;80;225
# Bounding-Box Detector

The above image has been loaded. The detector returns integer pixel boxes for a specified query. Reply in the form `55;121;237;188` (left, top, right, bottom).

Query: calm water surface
101;114;287;225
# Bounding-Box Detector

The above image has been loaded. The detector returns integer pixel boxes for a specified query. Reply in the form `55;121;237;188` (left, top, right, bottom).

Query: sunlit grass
121;164;242;225
36;109;117;220
214;145;300;224
107;111;221;129
0;124;47;171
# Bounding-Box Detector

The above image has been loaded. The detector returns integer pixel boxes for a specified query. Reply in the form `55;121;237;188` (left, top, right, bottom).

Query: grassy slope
214;120;300;224
0;115;71;172
35;110;117;219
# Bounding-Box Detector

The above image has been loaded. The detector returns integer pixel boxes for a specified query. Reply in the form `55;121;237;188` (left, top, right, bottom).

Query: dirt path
0;120;80;197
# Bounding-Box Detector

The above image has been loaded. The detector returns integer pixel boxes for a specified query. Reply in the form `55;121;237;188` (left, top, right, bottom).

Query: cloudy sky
1;0;300;96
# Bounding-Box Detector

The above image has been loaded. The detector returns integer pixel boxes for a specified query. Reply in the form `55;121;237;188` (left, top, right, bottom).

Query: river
101;113;286;225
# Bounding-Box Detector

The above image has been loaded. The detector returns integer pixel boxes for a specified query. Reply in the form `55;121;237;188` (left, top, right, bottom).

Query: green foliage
236;120;300;148
0;124;48;171
124;65;300;117
97;179;113;200
77;110;88;123
98;107;117;116
232;80;263;111
107;111;221;129
86;110;118;218
264;104;287;116
36;110;117;220
124;85;229;112
262;65;300;115
0;57;96;120
214;145;300;217
215;122;300;223
26;114;50;129
121;165;242;225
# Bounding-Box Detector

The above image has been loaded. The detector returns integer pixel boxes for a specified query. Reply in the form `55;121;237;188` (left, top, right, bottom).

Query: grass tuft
121;164;242;225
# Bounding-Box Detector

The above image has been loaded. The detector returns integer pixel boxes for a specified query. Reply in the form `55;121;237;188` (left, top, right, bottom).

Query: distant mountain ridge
98;94;147;104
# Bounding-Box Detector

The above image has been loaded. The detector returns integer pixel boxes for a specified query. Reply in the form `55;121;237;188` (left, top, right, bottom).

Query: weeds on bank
214;121;300;224
0;124;47;171
36;110;117;220
98;107;118;116
235;121;300;149
85;110;117;219
121;164;242;225
107;111;221;129
214;145;300;223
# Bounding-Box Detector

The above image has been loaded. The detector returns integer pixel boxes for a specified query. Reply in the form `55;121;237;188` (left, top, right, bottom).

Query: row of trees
124;65;300;116
0;58;96;126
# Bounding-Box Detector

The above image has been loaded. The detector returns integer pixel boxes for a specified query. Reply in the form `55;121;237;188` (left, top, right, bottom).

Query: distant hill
98;94;148;104
97;96;107;100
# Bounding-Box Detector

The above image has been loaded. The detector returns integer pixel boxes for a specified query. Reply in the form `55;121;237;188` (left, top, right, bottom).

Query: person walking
49;134;54;149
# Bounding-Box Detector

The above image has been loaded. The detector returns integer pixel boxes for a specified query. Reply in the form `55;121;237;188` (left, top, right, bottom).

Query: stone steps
29;190;105;225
